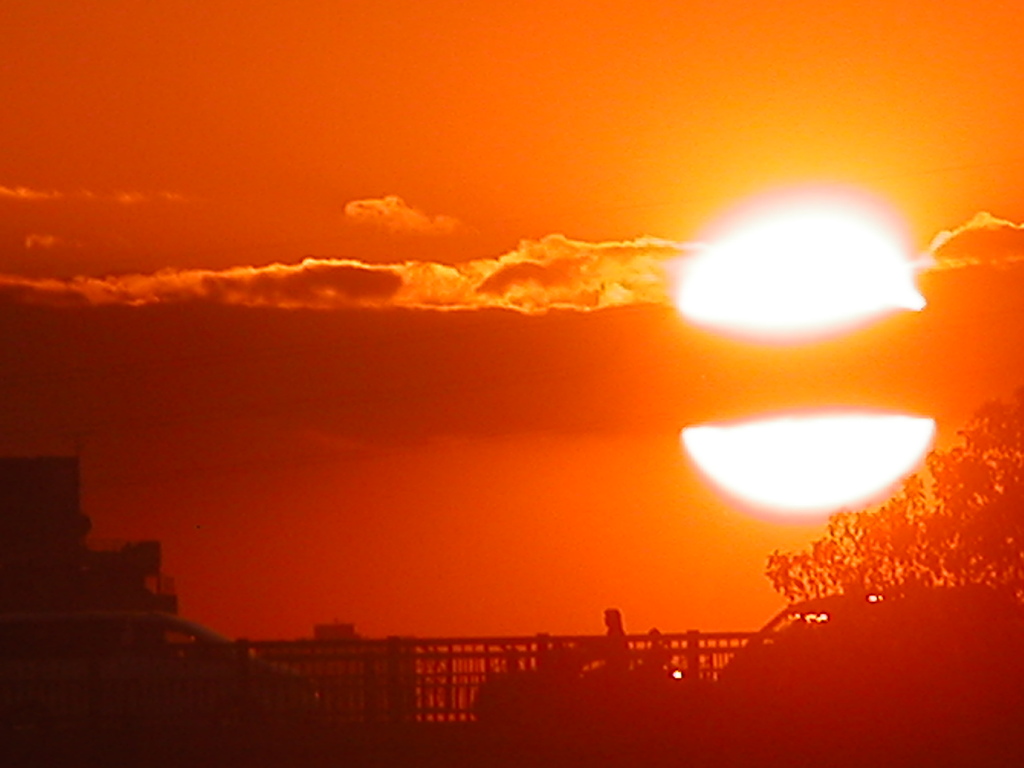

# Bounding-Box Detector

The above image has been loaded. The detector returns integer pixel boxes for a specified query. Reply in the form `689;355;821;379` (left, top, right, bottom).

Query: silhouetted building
0;457;176;613
313;622;359;640
0;456;89;562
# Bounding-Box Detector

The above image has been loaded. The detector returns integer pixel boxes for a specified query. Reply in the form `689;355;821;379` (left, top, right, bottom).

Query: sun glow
682;412;936;519
675;188;925;341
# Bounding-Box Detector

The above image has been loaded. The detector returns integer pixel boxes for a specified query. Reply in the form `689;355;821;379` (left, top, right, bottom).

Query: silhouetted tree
767;388;1024;603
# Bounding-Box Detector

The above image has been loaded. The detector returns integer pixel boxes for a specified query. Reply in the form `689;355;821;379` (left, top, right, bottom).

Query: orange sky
2;1;1024;639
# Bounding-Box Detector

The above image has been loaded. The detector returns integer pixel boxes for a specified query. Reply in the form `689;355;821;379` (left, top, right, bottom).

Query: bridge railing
0;630;762;729
249;630;762;724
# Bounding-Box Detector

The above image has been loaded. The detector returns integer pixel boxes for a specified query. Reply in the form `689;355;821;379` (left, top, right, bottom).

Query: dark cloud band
0;235;684;313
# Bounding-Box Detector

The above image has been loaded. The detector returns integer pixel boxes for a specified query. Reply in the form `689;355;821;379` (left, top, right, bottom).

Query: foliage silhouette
767;388;1024;603
712;587;1024;768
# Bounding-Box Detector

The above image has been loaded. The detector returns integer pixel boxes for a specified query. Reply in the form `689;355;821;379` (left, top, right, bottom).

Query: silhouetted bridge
250;630;760;724
0;629;762;730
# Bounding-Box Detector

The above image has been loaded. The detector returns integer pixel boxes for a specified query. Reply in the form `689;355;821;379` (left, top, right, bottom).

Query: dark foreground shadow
7;590;1024;768
707;588;1024;768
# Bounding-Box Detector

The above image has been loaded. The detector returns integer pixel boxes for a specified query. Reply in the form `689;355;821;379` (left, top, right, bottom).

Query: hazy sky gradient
2;0;1024;639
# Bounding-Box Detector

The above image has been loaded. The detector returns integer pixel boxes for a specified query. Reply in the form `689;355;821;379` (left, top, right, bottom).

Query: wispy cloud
0;235;686;313
343;195;464;235
927;212;1024;269
0;185;63;201
0;184;189;205
24;234;67;250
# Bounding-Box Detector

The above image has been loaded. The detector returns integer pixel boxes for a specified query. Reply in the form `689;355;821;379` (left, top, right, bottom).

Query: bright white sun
675;188;925;341
682;412;935;519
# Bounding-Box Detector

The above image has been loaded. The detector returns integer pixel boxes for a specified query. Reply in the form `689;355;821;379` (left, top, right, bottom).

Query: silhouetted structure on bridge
0;457;176;613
